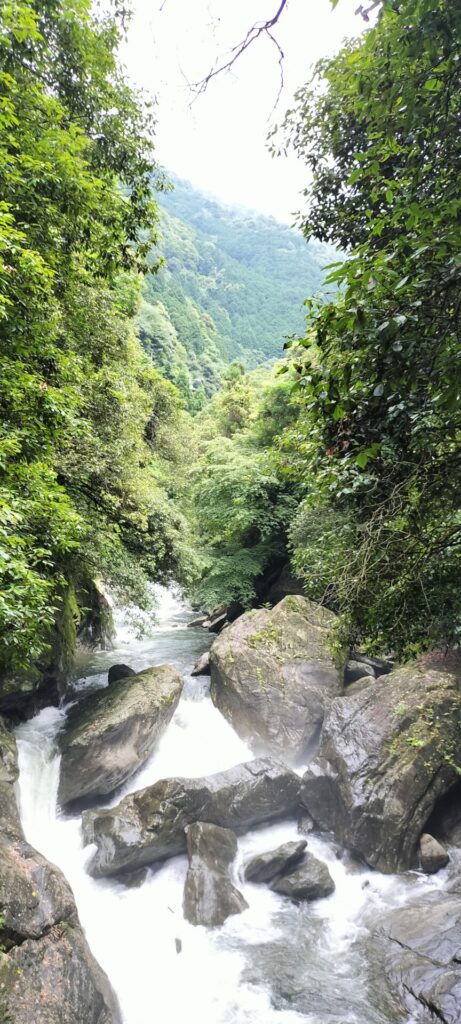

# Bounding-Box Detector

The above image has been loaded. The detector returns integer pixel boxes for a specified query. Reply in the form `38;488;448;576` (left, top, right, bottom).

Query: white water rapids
14;589;449;1024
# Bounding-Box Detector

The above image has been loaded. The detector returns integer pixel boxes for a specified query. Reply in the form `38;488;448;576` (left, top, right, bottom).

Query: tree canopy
277;0;461;654
0;0;190;678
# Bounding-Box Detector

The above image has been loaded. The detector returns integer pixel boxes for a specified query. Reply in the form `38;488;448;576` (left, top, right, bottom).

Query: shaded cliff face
0;715;121;1024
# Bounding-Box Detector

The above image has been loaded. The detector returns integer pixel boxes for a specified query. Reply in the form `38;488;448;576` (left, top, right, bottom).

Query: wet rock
0;715;120;1023
183;822;248;927
297;812;315;835
270;851;335;901
58;664;183;809
187;615;208;629
0;924;122;1024
210;596;344;763
119;867;149;889
191;651;211;677
379;891;461;1024
344;660;375;685
300;663;461;872
83;757;300;878
244;840;307;884
0;836;75;947
204;613;228;634
344;675;376;696
425;783;461;847
351;652;394;678
0;667;59;725
107;663;135;685
419;832;449;874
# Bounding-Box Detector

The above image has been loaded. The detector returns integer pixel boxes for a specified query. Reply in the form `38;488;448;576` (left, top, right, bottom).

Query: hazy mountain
138;176;335;408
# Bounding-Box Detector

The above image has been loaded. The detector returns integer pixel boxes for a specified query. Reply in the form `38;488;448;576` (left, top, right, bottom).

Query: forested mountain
138;177;335;407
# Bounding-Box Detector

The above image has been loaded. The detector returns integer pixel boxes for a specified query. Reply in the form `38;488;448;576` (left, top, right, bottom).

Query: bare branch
355;0;382;21
266;29;285;116
193;0;289;98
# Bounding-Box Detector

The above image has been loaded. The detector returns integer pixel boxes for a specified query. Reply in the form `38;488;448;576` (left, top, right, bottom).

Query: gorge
0;0;460;1021
8;590;461;1024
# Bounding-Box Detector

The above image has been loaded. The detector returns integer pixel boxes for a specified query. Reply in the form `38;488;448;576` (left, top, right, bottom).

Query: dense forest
0;0;460;708
138;176;335;408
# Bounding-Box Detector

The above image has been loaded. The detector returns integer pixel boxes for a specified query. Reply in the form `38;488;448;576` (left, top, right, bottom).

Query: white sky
121;0;369;222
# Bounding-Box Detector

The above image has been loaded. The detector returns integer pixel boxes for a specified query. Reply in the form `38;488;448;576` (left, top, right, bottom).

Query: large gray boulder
191;651;211;677
0;716;120;1023
300;664;461;872
58;664;182;808
419;832;449;874
83;758;300;878
183;822;248;927
270;851;335;902
0;836;76;947
0;925;121;1024
379;891;461;1024
244;840;307;884
210;596;344;763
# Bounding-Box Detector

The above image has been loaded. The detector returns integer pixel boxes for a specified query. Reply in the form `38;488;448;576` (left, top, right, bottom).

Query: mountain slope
138;176;335;408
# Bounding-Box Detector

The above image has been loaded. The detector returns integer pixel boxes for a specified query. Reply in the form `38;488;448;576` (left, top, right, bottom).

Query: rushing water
15;588;450;1024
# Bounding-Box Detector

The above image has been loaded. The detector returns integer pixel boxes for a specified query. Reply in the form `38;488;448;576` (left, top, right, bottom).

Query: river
14;589;448;1024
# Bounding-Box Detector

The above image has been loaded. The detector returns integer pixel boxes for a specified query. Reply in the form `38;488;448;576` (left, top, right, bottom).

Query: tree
0;0;189;679
277;0;461;655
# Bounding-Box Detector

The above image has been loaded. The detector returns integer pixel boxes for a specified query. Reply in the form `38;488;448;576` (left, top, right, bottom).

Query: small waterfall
15;587;448;1024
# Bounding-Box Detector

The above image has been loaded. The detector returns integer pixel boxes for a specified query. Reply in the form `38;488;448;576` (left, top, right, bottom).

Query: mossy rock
58;664;183;808
301;662;461;872
210;596;345;763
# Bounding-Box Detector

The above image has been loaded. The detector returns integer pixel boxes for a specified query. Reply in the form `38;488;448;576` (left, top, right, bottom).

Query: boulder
210;595;344;763
183;822;248;927
379;891;461;1024
191;651;211;677
425;784;461;847
187;615;208;629
270;851;335;901
204;612;227;633
0;836;75;948
297;812;315;835
419;832;449;874
266;565;305;606
344;675;375;696
0;715;120;1023
58;664;182;809
347;652;394;680
300;664;461;872
83;757;300;878
0;924;122;1024
107;663;135;685
244;839;307;884
344;660;375;686
0;667;59;725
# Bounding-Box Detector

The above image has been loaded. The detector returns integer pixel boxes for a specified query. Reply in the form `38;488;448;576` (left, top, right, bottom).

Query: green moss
247;623;282;650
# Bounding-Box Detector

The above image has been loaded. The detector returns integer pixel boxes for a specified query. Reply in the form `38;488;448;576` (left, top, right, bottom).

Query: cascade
15;589;446;1024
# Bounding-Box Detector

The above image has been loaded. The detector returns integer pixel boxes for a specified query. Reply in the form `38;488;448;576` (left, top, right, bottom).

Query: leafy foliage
189;366;301;610
139;176;336;408
0;0;190;676
276;0;461;655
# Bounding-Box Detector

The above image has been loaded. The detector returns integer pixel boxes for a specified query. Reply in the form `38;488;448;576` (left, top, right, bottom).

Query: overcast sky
121;1;370;221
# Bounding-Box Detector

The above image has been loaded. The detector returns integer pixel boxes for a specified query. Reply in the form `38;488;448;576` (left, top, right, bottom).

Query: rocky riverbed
2;590;461;1024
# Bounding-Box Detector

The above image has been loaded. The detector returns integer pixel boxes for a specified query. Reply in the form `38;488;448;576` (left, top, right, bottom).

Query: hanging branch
355;0;386;20
193;0;288;98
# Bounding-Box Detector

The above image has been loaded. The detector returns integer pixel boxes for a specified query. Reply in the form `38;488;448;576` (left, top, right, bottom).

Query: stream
14;589;449;1024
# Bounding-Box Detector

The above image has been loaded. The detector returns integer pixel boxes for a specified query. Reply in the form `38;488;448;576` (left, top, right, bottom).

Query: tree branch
193;0;289;98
